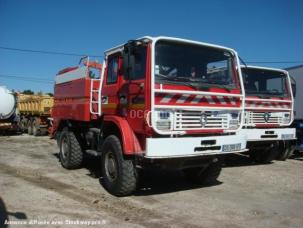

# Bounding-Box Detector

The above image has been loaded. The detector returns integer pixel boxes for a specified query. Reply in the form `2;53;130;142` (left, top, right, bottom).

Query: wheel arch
52;119;72;139
103;115;143;155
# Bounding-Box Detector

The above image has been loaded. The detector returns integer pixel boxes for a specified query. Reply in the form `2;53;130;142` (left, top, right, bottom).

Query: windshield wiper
157;74;222;83
246;91;285;98
258;90;284;95
156;75;194;82
215;84;233;92
155;73;170;79
155;74;199;90
155;74;235;91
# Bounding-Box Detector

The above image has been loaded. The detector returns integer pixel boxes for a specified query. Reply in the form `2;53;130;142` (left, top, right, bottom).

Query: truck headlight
229;119;239;129
282;113;290;124
156;121;172;130
155;110;173;130
159;111;170;119
231;112;239;119
228;112;240;129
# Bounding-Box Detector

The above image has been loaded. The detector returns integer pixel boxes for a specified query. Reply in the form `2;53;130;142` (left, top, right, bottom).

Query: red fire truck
51;36;248;196
240;66;296;162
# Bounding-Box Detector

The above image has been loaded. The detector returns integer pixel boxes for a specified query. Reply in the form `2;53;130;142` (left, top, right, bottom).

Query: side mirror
122;46;136;80
78;56;88;65
122;50;129;79
129;54;135;79
291;83;296;98
290;76;296;98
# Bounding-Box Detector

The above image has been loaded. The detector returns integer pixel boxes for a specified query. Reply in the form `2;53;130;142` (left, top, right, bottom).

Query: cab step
85;149;101;157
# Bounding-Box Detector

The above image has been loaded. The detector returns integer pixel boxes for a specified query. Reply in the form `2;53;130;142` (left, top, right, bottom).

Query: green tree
22;89;34;95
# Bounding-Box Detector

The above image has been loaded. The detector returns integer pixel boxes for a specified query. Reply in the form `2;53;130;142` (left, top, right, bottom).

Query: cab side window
107;57;119;84
125;47;146;80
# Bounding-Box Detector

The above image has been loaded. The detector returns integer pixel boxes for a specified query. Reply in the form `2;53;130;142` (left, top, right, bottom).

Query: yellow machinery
18;94;53;115
17;94;54;136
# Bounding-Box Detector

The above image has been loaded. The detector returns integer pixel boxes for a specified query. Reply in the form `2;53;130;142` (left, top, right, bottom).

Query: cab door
101;54;122;115
121;46;148;134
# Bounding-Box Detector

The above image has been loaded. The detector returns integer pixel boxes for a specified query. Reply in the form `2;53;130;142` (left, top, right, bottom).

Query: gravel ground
0;135;303;228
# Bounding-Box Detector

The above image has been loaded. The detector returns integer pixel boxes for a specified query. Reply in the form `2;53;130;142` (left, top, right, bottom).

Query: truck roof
104;36;238;58
240;65;288;75
285;64;303;71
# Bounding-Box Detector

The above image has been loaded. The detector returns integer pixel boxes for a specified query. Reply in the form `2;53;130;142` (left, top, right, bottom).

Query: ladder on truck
89;60;105;116
90;79;101;115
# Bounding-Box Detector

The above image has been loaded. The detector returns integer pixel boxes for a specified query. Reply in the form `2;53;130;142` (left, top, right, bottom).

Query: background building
286;65;303;120
286;64;303;150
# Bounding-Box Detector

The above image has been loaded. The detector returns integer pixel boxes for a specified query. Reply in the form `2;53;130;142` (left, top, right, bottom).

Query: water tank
0;86;16;120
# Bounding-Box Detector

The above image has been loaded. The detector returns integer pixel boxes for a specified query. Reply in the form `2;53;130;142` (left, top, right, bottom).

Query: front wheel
276;141;296;161
101;135;138;196
249;142;279;164
183;158;222;185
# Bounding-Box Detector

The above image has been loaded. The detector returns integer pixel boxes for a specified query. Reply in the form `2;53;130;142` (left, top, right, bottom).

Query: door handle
101;96;108;104
119;95;127;104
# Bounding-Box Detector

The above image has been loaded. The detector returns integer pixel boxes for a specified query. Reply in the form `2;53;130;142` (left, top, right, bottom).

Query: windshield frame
150;37;245;135
154;39;240;92
241;66;290;98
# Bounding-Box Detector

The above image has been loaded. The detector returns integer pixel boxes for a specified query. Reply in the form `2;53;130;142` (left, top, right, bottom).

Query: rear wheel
101;135;138;196
19;117;27;132
27;120;33;135
249;142;279;163
32;120;40;136
183;158;222;185
59;128;83;169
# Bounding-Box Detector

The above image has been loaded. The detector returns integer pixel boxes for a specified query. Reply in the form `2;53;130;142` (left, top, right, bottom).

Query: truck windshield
242;68;288;98
155;40;238;91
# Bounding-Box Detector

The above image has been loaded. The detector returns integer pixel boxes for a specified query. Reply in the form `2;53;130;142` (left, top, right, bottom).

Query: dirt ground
0;135;303;228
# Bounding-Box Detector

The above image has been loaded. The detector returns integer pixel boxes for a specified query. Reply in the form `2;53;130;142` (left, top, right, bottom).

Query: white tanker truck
0;86;19;132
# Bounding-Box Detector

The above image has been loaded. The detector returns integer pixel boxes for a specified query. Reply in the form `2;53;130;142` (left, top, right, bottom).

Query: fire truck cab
240;66;296;162
52;36;248;196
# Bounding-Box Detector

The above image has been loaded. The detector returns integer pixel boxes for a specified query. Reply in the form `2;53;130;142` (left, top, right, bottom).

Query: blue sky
0;0;302;93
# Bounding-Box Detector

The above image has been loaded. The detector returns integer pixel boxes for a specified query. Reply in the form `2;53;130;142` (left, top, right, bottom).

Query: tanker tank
0;86;16;121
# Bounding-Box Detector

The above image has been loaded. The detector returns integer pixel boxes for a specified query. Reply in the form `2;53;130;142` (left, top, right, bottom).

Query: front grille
174;110;229;130
245;111;285;125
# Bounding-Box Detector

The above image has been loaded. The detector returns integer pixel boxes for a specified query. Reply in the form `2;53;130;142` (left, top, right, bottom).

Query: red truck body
51;36;248;196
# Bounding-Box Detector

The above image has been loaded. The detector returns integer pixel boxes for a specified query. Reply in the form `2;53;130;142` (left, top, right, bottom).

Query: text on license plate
222;143;241;152
281;134;294;139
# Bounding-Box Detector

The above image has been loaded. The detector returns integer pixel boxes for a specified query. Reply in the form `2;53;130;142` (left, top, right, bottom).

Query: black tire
183;158;222;185
56;131;62;146
22;119;27;131
277;141;296;161
59;128;83;169
32;120;40;136
19;118;27;132
27;120;33;135
101;135;137;196
249;142;279;164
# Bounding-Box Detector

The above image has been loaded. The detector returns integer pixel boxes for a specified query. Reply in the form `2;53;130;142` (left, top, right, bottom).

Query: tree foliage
22;89;34;95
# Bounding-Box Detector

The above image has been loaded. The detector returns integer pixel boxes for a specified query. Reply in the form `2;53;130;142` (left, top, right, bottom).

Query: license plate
222;143;241;152
281;134;294;139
